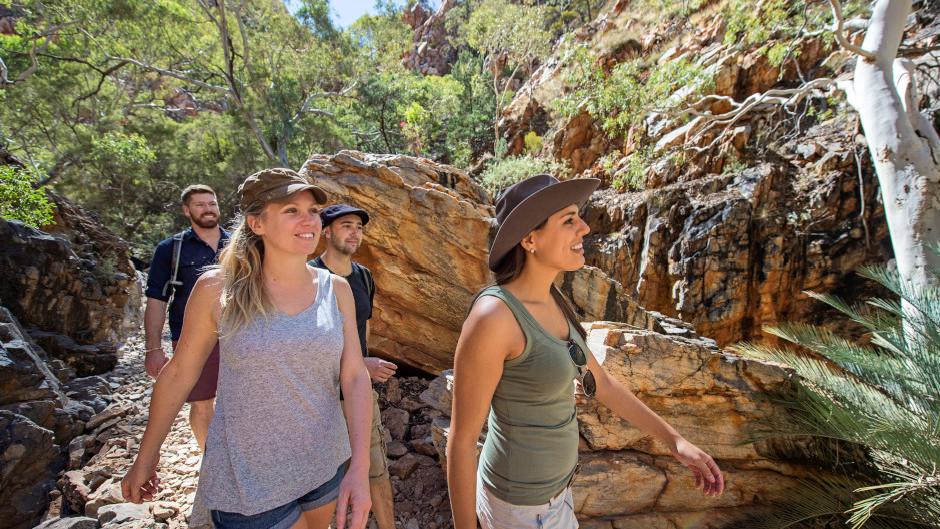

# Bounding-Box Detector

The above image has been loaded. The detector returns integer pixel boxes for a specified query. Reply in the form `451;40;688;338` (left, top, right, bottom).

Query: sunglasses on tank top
567;340;596;399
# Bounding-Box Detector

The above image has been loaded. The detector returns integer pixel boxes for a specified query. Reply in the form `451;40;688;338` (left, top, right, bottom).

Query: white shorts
476;476;578;529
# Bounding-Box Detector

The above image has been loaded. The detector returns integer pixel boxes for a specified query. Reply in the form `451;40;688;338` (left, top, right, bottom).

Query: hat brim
488;178;600;271
275;183;328;205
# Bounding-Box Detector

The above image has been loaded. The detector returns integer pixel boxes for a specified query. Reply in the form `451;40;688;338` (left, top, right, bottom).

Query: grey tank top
197;267;351;515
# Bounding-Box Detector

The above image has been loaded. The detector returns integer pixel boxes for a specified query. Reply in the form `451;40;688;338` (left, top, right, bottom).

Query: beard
192;213;219;229
330;238;359;256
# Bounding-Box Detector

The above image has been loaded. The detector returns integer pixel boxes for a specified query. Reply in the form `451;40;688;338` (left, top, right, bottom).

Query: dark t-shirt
309;256;374;357
145;228;229;340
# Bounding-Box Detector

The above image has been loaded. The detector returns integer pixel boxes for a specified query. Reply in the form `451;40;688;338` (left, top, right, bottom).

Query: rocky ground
38;333;454;529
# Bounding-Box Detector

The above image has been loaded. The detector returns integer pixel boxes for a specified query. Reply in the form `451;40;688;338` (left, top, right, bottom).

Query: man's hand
145;347;169;379
363;357;397;383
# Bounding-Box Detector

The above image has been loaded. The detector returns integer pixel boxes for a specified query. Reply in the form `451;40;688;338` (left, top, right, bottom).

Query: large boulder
300;151;493;373
299;151;644;374
426;322;832;527
0;410;62;529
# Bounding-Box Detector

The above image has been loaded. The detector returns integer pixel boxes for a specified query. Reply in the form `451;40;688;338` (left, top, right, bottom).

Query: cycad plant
732;264;940;528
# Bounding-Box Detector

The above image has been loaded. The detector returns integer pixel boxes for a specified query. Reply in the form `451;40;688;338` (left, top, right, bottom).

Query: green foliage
0;165;55;228
523;131;543;155
732;264;940;528
613;147;651;191
464;0;552;64
554;47;713;137
721;151;747;174
723;0;869;50
462;0;553;142
91;132;157;171
479;155;569;196
636;0;709;18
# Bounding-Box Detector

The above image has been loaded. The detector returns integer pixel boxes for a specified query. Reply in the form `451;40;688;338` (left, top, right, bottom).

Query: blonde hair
217;203;271;335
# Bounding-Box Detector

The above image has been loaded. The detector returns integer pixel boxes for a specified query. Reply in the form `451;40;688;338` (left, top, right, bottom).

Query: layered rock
0;186;141;527
582;124;891;345
494;0;894;347
0;307;105;529
402;0;458;76
427;322;830;527
0;193;141;374
299;150;634;374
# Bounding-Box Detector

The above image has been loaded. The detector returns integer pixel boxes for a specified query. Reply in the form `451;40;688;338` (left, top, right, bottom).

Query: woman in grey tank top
447;175;726;529
122;168;374;529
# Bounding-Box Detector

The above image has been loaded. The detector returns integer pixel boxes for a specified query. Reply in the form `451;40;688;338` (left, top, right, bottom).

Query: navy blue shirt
145;227;230;340
309;256;374;357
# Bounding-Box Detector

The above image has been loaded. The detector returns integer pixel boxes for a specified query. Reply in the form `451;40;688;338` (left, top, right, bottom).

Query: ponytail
217;207;270;335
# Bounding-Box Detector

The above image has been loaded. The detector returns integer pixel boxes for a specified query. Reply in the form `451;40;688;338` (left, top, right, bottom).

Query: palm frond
734;261;940;528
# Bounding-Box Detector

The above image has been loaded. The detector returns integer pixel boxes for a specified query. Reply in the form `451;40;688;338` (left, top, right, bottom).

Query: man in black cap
310;204;397;529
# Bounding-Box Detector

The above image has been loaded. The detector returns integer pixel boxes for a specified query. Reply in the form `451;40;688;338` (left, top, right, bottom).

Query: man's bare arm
143;298;169;378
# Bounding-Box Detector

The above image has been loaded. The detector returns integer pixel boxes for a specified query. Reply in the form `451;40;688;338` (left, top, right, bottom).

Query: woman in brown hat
447;174;724;529
122;168;373;529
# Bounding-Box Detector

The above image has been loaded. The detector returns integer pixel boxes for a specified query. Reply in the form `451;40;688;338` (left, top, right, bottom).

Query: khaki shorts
368;389;390;480
343;389;390;480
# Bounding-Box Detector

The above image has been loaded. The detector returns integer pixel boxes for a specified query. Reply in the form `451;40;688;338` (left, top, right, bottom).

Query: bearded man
143;184;229;450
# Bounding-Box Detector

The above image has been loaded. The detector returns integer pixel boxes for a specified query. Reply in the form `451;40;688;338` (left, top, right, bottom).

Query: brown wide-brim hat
488;174;600;271
238;167;327;210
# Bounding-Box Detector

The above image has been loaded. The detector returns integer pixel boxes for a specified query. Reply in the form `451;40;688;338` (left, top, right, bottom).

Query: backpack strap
161;231;186;300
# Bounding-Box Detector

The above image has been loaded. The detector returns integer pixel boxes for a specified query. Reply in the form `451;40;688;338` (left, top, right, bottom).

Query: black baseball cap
320;204;370;227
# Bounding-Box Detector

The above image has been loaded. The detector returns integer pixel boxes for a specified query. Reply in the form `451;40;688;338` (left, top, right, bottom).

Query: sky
283;1;440;28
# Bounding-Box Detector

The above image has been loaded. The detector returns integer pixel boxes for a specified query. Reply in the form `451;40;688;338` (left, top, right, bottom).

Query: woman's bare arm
587;342;725;496
334;275;373;529
123;270;222;502
448;297;521;529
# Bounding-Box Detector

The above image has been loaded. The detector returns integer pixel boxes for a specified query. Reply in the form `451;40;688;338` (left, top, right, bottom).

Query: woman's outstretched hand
121;456;161;503
335;469;371;529
671;437;725;497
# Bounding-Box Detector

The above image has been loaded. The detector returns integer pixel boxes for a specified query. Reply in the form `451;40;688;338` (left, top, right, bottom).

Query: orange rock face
300;151;494;374
299;151;644;374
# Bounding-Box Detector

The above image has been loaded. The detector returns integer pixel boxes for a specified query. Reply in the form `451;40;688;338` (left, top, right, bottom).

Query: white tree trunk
846;0;940;290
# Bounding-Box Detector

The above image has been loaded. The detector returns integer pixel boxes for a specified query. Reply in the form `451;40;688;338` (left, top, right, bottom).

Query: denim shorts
211;461;347;529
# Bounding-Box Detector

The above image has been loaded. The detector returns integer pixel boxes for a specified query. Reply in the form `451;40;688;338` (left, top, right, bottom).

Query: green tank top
477;285;588;505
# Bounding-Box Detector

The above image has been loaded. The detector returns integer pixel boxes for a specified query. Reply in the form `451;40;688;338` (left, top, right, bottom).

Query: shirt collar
184;227;230;243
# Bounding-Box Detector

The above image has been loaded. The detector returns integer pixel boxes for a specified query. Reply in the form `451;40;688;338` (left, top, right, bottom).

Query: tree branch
828;0;877;61
107;55;229;92
680;77;838;153
1;23;72;87
72;59;129;107
289;82;357;124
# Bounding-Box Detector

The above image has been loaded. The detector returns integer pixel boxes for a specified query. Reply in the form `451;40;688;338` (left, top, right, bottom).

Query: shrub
479;155;569;195
0;165;56;228
552;47;713;138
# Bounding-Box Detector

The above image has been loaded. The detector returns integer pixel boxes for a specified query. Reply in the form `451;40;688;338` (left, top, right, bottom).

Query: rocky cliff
0;193;141;373
0;191;141;528
402;0;458;76
493;0;912;346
